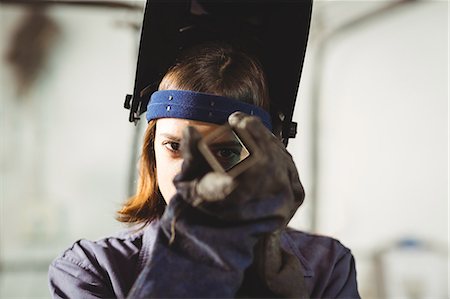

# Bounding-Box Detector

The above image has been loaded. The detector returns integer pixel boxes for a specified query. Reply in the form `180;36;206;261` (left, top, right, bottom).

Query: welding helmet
124;0;312;146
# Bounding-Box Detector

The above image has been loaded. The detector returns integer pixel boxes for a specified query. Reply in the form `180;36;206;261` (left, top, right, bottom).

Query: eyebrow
158;133;181;142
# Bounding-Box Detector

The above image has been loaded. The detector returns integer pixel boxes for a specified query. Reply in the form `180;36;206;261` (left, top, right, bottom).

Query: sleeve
127;198;277;298
48;241;115;299
322;250;361;299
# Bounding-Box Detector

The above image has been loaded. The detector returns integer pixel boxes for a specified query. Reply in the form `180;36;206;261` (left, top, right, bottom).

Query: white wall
1;4;140;297
288;1;448;297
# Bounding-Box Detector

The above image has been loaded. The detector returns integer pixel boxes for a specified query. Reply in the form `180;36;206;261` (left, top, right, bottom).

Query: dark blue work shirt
48;220;360;298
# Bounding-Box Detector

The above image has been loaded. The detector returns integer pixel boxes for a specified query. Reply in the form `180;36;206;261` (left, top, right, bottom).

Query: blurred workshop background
0;0;448;298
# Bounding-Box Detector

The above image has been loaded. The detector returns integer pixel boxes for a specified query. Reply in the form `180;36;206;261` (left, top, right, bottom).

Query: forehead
155;118;220;137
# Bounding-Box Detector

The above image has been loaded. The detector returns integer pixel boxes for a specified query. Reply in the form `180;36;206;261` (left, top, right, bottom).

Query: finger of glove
228;112;290;169
197;172;236;203
288;164;306;209
258;232;309;298
230;113;295;184
227;114;288;205
228;112;273;148
232;113;305;218
176;126;209;182
228;113;273;176
261;232;283;274
228;112;304;212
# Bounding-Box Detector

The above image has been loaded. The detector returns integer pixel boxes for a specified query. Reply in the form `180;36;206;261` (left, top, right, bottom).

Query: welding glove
127;112;306;298
238;230;310;298
225;113;308;298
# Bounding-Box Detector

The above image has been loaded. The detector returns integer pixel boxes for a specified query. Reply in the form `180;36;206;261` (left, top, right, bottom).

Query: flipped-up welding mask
125;0;312;147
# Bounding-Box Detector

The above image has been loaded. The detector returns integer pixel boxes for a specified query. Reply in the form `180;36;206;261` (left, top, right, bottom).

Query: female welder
48;43;360;298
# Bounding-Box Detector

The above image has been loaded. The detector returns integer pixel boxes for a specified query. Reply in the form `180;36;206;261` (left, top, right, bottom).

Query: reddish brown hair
117;42;270;224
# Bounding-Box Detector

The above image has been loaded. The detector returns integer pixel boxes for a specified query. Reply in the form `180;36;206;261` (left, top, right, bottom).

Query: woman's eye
163;141;180;152
213;147;242;170
214;148;242;161
216;149;236;159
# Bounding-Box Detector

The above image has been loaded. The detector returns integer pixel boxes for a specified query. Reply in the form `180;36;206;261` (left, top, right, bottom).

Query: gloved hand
176;111;305;224
127;112;306;298
214;112;307;298
251;231;309;298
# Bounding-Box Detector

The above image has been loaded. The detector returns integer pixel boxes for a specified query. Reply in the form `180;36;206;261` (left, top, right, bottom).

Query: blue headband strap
146;90;272;130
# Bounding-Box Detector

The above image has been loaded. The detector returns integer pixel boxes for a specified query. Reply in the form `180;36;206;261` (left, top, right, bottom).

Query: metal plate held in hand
198;124;262;178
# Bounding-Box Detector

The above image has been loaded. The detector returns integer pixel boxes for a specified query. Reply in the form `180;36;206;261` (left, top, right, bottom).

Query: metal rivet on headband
250;110;254;115
168;95;173;101
210;101;215;107
166;106;171;111
208;112;213;117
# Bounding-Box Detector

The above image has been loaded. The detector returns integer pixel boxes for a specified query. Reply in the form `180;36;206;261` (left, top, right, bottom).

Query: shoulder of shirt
284;227;352;255
67;223;146;254
281;227;353;278
50;222;156;278
48;223;160;298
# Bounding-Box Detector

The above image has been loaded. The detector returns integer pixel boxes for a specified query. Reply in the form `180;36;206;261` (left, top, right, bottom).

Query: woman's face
154;118;219;203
